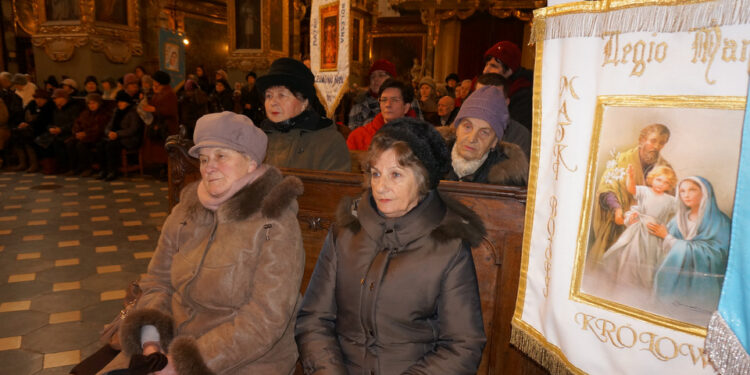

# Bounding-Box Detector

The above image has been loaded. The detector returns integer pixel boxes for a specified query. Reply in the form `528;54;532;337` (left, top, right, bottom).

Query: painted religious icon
319;3;338;71
164;43;180;72
577;96;744;333
236;0;261;50
46;0;81;21
96;0;128;25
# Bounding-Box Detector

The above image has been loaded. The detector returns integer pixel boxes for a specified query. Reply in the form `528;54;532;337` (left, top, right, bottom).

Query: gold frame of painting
227;0;289;71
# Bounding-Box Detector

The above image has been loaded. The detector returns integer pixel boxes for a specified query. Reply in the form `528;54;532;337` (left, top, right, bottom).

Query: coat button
369;329;374;335
369;282;374;291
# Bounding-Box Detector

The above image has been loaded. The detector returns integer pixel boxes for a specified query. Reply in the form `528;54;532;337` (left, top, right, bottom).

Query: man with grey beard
589;124;672;263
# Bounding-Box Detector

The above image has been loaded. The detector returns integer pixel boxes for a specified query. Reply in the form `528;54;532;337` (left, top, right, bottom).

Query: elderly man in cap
61;77;79;97
122;73;141;104
444;86;528;186
483;40;533;130
437;95;457;126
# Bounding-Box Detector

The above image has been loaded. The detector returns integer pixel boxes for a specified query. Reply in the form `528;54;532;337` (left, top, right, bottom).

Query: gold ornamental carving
389;0;544;21
31;36;87;61
227;0;290;72
28;0;143;63
12;0;40;35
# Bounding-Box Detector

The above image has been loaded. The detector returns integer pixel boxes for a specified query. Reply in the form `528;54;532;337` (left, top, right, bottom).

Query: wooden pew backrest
165;133;545;375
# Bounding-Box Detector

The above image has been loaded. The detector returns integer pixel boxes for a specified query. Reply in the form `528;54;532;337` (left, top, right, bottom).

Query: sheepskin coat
295;190;487;374
100;166;305;375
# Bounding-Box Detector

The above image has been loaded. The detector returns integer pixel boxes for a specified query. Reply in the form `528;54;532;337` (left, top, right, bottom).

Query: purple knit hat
453;85;509;140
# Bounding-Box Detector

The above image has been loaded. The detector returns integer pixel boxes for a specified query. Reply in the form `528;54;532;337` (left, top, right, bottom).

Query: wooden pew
166;133;546;375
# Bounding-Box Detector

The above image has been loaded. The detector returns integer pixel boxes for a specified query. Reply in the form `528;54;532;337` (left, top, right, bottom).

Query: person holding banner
296;118;487;374
257;58;350;172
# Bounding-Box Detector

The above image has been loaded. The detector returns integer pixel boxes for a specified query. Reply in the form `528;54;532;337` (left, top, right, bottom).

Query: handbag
100;281;142;349
69;281;142;375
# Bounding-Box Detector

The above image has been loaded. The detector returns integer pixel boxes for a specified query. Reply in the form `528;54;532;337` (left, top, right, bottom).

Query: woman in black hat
256;58;350;172
296;118;487;374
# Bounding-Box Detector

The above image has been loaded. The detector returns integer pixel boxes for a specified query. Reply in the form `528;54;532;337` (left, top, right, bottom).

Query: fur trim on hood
336;192;485;247
179;166;304;223
488;141;528;186
431;193;486;247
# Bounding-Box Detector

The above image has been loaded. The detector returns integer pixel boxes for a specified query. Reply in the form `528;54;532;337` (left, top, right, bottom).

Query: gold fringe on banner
510;324;579;375
531;0;750;43
705;312;750;375
316;76;349;120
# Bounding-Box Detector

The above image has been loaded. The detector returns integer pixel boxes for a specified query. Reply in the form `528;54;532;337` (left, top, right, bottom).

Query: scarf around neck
263;109;327;133
197;164;268;211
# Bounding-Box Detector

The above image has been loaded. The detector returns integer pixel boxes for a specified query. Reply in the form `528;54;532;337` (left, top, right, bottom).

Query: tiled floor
0;171;168;374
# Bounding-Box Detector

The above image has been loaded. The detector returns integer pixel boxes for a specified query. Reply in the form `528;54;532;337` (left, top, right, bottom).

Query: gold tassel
531;0;750;44
510;324;578;375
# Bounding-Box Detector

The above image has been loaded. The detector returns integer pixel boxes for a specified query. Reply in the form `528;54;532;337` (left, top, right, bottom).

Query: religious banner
159;29;185;87
513;0;750;373
704;81;750;374
310;0;350;118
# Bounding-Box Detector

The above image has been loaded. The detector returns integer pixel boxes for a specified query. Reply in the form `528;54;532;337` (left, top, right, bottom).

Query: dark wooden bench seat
165;133;545;375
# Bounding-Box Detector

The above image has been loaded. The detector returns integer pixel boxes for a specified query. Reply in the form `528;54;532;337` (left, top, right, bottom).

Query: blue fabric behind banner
716;78;750;352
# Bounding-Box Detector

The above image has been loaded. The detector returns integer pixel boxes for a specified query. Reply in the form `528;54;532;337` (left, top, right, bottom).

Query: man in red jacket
346;79;416;151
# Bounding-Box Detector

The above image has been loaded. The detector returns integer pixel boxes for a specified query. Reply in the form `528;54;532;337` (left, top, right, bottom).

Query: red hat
368;59;397;79
484;41;521;73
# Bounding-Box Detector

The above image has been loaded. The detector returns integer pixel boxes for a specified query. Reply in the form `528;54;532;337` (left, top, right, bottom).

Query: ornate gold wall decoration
227;0;290;72
28;0;143;63
12;0;40;35
31;36;87;61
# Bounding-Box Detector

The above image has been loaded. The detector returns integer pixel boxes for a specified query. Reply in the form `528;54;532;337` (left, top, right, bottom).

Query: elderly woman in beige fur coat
97;111;305;375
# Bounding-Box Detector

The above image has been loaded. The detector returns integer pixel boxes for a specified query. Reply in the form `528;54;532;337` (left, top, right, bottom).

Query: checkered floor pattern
0;171;168;374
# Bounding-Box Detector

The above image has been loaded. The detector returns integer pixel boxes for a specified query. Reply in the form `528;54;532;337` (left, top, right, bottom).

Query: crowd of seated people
0;39;530;187
0;41;532;375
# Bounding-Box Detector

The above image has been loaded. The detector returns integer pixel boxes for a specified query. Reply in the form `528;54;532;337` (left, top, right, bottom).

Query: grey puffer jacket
296;190;487;374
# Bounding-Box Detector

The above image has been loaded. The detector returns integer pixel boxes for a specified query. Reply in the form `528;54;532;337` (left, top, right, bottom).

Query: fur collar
336;191;486;247
487;141;529;186
439;125;528;186
180;167;304;223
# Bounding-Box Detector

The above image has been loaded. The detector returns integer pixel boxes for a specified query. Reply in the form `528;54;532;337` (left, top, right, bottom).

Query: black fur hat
376;117;450;189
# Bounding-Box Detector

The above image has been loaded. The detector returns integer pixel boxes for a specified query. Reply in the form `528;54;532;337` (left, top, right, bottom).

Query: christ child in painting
601;165;677;289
